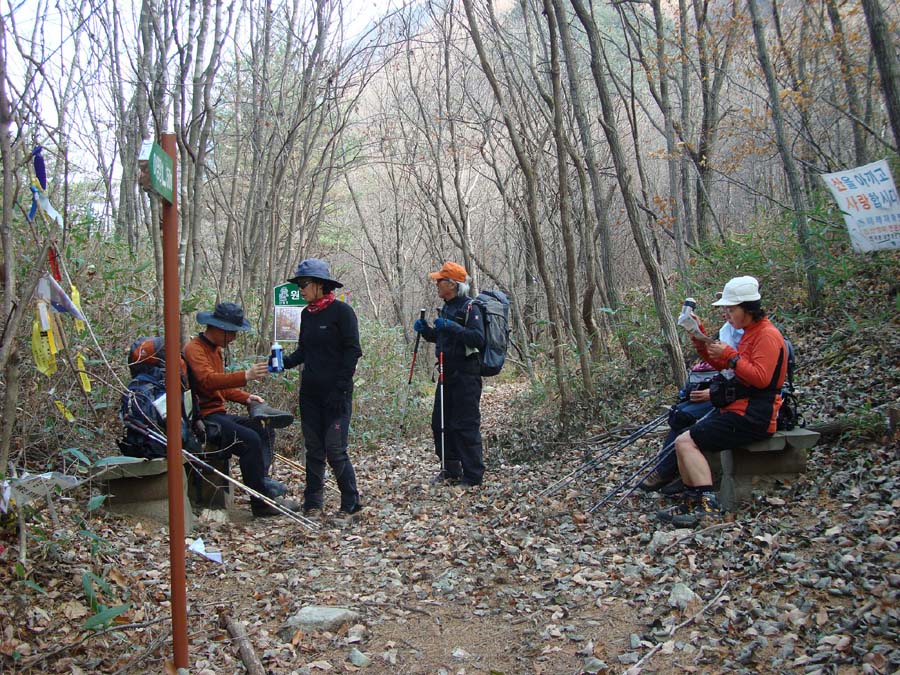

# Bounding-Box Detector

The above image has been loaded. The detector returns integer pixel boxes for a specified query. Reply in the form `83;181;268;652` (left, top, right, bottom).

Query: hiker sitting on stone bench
184;302;297;518
655;276;788;528
640;293;743;495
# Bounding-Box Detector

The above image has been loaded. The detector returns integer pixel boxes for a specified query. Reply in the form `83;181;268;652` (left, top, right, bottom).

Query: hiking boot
302;503;323;515
660;478;686;497
638;468;677;492
655;498;691;523
247;401;294;428
263;477;289;498
671;493;722;528
251;502;282;518
458;478;482;488
339;503;364;515
275;497;301;512
430;469;462;485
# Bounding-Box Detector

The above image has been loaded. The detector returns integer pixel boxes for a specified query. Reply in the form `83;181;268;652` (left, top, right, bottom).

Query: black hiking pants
432;371;485;485
203;412;269;505
299;390;360;512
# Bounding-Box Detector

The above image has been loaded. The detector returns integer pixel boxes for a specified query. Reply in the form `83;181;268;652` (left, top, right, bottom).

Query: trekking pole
274;452;340;493
398;309;427;437
438;348;445;472
182;448;318;528
588;448;672;514
589;409;715;514
539;411;669;498
124;421;318;529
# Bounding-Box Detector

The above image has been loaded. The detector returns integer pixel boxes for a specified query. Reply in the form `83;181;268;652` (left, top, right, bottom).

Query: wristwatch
728;355;740;369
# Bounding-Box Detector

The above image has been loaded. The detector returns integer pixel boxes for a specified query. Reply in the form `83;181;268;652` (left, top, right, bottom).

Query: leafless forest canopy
1;0;898;414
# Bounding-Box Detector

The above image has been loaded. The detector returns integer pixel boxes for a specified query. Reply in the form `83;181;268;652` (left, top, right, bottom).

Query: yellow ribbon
76;352;91;392
70;285;86;334
54;400;75;422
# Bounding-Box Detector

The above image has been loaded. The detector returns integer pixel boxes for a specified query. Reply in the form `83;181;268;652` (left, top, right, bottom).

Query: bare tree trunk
860;0;900;152
650;0;687;274
0;21;16;477
747;0;821;309
688;0;737;245
678;0;695;244
569;0;685;386
825;0;867;165
461;0;573;408
543;0;592;394
551;0;618;313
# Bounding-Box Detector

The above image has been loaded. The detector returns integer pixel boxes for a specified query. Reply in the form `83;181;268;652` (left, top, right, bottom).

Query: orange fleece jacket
183;333;251;416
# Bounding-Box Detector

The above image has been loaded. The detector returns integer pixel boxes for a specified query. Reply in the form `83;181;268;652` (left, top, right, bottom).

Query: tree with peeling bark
568;0;685;387
747;0;822;309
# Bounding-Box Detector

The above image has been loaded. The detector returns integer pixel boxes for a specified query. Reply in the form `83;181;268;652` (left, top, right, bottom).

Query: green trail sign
273;282;307;343
139;140;174;203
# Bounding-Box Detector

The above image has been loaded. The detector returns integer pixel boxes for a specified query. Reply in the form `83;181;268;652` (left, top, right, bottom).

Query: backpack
468;290;511;377
777;336;803;431
118;338;199;458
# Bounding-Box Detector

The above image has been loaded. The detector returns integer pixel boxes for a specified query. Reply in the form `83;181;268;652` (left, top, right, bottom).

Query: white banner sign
821;159;900;252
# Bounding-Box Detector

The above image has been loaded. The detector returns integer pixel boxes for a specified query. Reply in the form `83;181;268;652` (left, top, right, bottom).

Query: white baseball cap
712;276;761;306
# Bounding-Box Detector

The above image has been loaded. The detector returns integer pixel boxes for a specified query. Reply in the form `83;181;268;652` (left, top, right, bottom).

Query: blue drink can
268;342;284;373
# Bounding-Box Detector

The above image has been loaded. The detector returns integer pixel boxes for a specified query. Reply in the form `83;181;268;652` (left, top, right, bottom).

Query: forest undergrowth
0;225;898;674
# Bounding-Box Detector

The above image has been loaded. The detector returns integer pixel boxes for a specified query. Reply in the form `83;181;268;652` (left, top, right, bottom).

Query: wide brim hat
712;276;761;306
197;301;252;331
428;261;468;283
288;258;343;288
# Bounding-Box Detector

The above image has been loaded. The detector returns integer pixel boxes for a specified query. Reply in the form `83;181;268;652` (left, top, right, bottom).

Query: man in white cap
656;276;788;527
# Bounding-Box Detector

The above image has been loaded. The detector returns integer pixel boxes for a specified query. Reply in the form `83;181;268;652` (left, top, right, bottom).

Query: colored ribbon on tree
31;303;57;377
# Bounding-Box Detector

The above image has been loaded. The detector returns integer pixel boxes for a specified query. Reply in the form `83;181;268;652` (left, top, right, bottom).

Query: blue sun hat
196;302;252;331
288;258;343;288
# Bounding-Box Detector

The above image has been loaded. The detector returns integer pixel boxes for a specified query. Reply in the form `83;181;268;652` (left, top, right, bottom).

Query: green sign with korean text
273;282;307;343
148;142;173;204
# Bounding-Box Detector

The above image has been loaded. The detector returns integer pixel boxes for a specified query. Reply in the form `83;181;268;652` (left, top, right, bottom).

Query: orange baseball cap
428;261;467;283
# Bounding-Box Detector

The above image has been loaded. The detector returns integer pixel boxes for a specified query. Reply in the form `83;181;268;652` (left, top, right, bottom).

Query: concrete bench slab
100;457;195;532
705;427;820;511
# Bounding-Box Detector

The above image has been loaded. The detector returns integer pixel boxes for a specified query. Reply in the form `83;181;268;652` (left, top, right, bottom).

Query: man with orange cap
414;262;486;486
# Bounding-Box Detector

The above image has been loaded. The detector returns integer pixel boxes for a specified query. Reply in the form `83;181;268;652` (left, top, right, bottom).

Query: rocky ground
1;320;898;674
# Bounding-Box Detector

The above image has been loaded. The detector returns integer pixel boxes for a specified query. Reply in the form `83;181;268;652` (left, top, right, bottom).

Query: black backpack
777;337;803;431
469;290;511;377
118;338;200;458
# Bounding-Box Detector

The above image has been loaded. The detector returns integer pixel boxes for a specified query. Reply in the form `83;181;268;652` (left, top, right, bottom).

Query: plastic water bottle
268;342;284;373
677;298;704;339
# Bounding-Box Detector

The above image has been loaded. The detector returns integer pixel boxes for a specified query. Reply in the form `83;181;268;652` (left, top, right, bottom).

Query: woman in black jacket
283;259;363;515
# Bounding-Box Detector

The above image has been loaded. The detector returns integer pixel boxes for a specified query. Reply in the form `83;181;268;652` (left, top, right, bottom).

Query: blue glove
434;317;463;333
414;318;429;334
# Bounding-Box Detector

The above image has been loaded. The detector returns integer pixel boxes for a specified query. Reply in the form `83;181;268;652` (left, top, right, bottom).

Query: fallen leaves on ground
1;316;898;674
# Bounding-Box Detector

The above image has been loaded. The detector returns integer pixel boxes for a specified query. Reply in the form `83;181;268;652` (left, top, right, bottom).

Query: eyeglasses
297;279;315;289
436;278;453;285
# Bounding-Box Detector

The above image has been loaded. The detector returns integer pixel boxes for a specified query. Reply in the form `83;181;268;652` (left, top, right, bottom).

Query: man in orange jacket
184;302;287;518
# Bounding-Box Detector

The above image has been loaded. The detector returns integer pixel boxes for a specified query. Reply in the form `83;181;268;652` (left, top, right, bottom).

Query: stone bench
185;453;233;511
705;428;820;511
99;457;196;532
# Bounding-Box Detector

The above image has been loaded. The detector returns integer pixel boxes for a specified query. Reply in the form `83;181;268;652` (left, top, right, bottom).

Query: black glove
326;389;346;418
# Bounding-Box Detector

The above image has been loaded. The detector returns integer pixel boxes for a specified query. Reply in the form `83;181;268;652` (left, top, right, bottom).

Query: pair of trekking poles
399;309;450;473
124;420;319;529
539;407;715;514
586;408;715;514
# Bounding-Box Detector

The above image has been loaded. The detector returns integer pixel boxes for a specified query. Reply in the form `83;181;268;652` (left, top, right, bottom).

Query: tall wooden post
160;132;188;669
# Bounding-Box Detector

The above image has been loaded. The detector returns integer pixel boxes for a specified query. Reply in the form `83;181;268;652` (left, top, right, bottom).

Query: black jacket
421;295;485;376
283;300;362;393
